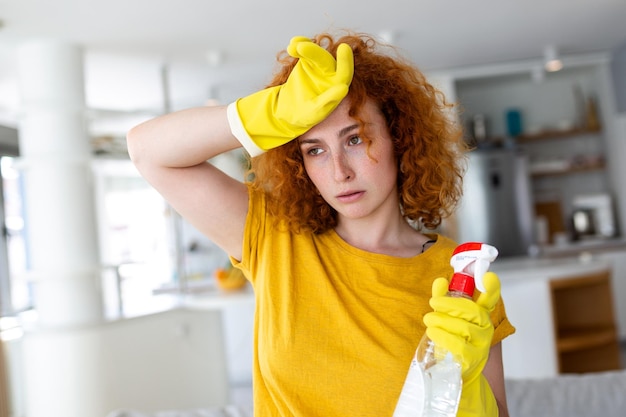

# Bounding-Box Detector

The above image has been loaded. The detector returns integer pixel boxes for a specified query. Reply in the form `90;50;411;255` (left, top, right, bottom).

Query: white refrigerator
456;148;536;257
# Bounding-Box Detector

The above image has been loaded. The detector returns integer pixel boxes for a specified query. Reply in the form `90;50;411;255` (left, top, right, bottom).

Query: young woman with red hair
127;31;514;417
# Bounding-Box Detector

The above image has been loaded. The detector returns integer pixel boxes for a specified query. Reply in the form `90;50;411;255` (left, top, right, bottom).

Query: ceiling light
378;30;396;44
544;45;563;72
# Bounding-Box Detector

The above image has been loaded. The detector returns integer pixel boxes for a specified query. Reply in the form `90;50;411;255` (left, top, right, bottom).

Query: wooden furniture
495;256;622;379
550;269;622;373
0;340;9;417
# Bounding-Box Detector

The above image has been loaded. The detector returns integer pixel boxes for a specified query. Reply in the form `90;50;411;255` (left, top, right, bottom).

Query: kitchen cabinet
493;256;621;379
541;244;626;339
550;269;621;373
453;64;612;228
182;289;255;391
597;250;626;339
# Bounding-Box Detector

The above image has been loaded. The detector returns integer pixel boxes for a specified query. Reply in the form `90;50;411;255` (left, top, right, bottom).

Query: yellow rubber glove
423;272;502;417
226;36;354;156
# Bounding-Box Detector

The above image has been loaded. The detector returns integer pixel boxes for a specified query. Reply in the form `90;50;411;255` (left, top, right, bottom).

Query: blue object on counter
506;109;523;137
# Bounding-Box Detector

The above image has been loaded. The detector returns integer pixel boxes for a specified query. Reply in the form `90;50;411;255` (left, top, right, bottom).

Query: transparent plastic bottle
393;242;498;417
416;272;473;417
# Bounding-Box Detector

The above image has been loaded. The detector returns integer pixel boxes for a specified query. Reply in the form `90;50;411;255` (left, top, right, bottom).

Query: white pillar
16;40;102;327
16;40;107;417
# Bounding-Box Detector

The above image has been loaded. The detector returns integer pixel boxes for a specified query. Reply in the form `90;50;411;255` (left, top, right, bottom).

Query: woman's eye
307;147;324;156
348;135;363;146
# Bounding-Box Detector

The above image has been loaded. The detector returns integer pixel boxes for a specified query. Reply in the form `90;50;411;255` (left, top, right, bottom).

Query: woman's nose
333;152;354;181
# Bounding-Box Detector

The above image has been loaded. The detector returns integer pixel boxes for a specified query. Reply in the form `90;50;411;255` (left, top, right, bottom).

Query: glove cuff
226;101;265;157
457;374;499;417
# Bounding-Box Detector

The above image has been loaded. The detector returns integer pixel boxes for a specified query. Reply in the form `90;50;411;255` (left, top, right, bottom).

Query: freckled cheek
303;161;329;190
367;152;398;180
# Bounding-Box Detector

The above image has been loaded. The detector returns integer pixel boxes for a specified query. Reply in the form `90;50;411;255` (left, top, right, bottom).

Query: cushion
505;370;626;417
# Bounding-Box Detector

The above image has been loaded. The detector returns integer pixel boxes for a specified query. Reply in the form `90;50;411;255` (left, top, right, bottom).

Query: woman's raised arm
126;105;248;261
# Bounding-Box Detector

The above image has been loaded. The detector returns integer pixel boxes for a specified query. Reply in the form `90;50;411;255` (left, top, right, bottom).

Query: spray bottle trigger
473;259;489;293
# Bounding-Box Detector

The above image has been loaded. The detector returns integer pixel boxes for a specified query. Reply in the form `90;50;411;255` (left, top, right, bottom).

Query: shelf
530;160;606;177
520;125;605;177
556;327;617;353
516;126;601;143
558;340;622;374
549;269;623;373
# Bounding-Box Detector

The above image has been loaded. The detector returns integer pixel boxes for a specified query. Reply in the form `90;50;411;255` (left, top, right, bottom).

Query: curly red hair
248;31;467;233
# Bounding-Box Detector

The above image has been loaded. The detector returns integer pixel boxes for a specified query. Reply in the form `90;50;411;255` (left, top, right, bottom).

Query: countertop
100;283;255;322
490;237;626;282
536;237;626;258
491;255;611;282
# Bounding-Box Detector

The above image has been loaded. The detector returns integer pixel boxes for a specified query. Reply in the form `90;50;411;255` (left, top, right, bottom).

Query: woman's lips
336;190;364;203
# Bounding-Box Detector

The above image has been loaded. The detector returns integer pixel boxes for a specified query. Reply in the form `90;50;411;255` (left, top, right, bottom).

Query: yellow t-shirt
233;189;515;417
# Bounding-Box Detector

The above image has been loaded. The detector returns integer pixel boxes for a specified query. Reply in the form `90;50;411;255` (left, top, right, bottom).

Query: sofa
107;369;626;417
504;369;626;417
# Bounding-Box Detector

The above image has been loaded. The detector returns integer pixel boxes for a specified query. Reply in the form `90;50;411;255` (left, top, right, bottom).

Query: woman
127;32;514;417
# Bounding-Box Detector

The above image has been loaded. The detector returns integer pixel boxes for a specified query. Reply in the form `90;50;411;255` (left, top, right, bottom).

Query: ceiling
1;0;626;134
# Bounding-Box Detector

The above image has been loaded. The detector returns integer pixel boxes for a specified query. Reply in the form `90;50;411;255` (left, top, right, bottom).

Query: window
1;156;30;314
1;157;230;320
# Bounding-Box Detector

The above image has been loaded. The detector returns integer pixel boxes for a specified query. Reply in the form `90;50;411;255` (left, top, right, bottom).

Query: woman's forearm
127;105;241;169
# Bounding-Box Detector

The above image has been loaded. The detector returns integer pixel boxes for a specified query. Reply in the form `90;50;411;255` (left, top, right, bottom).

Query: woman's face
298;98;400;222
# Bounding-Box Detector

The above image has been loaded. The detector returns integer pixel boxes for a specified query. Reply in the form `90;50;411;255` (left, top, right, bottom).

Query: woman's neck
334;214;430;258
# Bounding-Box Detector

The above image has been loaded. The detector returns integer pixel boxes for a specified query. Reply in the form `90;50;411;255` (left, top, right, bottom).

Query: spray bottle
393;242;498;417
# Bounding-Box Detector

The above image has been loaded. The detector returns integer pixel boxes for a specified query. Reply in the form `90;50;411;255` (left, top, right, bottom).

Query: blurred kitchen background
1;1;626;417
